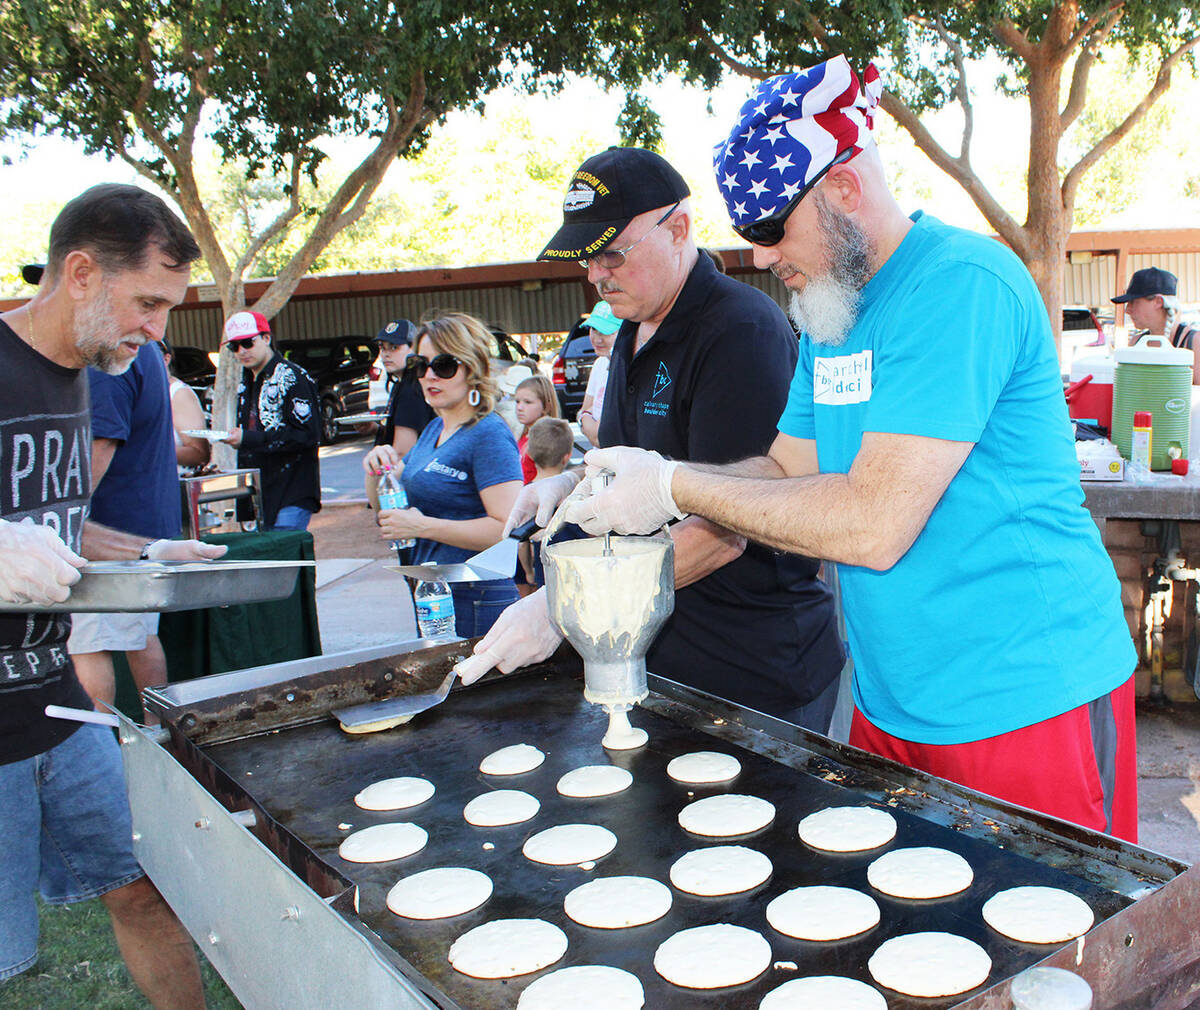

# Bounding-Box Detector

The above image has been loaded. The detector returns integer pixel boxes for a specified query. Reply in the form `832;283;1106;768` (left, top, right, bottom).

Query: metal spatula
332;668;457;733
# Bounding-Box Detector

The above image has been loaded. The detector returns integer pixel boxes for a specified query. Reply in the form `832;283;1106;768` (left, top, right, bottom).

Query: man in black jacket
221;311;321;530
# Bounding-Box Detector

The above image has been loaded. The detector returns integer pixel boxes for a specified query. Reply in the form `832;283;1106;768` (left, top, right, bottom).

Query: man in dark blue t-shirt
69;340;180;722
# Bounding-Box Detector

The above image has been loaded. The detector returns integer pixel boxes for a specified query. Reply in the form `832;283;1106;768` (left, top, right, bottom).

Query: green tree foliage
618;1;1198;336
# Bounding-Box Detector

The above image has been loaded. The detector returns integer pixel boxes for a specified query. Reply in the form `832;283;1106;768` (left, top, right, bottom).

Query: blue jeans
451;578;520;639
0;725;144;979
269;506;312;531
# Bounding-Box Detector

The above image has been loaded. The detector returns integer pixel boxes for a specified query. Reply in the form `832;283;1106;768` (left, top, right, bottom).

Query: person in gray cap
1112;267;1198;377
458;146;846;733
363;318;434;501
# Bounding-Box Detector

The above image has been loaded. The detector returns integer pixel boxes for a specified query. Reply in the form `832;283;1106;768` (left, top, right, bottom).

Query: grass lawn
2;897;241;1009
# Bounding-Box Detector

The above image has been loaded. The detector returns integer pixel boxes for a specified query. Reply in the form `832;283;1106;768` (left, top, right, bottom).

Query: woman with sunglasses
376;313;523;637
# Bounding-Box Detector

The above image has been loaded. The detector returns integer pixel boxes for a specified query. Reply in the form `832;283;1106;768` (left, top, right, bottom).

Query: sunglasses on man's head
409;353;463;379
732;148;855;247
227;336;260;352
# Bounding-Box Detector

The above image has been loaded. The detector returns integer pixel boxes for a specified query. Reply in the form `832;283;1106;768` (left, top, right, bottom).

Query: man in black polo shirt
460;147;844;730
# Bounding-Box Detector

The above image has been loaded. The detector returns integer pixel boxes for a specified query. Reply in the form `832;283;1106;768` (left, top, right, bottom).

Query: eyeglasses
227;336;260;352
732;149;855;247
410;353;463;379
579;201;681;270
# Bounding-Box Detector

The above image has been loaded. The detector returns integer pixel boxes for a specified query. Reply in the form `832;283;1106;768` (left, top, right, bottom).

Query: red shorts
849;676;1138;842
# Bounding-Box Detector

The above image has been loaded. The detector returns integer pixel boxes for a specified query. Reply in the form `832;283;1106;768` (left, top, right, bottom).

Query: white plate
337;412;386;426
182;429;231;441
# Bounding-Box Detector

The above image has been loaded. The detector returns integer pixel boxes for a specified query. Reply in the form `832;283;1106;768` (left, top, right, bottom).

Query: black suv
277;336;376;443
551;320;595;421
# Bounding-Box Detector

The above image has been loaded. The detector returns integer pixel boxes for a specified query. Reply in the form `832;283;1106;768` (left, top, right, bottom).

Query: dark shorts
0;724;144;979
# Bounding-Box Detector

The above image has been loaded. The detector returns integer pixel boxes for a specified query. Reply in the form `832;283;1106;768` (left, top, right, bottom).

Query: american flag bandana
713;56;882;227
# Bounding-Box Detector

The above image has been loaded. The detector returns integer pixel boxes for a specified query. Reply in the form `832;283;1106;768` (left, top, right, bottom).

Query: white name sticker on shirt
813;350;873;405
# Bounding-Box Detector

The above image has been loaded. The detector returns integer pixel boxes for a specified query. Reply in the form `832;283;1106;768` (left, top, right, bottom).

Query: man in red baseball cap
221;310;322;529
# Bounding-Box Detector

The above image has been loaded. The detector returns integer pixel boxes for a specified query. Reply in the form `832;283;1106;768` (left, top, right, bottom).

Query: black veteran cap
375;319;415;345
538;147;691;262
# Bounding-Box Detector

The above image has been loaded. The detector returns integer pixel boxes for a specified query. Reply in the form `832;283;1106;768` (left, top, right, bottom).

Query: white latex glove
0;517;85;606
145;539;229;562
565;446;685;535
501;470;584;536
453;588;563;684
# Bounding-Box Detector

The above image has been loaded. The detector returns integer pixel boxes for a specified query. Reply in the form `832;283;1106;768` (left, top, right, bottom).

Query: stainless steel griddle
128;641;1200;1010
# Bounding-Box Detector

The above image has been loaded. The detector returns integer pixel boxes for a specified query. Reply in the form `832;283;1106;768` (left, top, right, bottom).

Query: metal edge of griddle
144;639;579;746
115;710;463;1010
642;674;1189;895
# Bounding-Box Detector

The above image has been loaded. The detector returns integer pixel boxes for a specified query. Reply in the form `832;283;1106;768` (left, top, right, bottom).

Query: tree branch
933;16;974;162
991;17;1033;62
695;25;770;80
232;155;303;277
1061;5;1123;130
1062;32;1200;208
879;90;1031;260
1066;0;1124;52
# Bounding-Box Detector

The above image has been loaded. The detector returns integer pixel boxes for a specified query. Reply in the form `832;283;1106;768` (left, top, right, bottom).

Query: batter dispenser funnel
543;535;674;711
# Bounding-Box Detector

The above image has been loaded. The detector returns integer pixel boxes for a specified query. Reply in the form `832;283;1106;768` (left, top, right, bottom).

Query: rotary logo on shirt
814;350;872;405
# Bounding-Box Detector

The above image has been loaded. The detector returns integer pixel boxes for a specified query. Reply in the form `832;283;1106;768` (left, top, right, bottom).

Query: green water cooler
1111;335;1193;469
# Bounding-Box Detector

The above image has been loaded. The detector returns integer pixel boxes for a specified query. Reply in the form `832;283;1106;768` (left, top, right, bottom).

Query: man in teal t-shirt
568;56;1138;841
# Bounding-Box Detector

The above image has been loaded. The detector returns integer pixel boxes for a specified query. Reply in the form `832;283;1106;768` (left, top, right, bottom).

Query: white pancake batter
602;710;648;750
517;965;645;1009
653;923;771;989
337;822;427;863
666;751;741;784
448;918;568;978
866;846;974;899
797;806;897;852
463;789;540;827
564;875;673;928
556;765;633;798
386;867;493;919
759;976;888;1010
765;885;881;941
669;845;772;896
522;824;617;865
981;886;1095;943
868;932;991;997
678;794;775;837
480;743;545;775
353;776;435;811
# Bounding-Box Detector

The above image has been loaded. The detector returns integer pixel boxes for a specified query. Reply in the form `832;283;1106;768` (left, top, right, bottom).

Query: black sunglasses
227;336;260;352
409;353;463;379
732;148;856;247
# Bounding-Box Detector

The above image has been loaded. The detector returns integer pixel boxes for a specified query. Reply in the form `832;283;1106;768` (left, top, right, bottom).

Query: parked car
170;345;218;394
277;336;377;443
1062;306;1105;344
367;327;535;415
551;320;595;421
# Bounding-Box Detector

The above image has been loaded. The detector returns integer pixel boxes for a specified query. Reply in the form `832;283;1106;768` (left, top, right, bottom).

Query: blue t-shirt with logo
402;412;522;566
777;212;1134;745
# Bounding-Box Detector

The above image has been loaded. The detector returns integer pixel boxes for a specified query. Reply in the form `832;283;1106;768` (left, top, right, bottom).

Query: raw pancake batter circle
337;822;427;863
517;965;645;1009
797;806;897;852
759;976;888;1010
866;846;974;899
354;776;436;811
867;931;991;997
386;867;493;919
654;923;772;989
480;743;545;775
556;765;633;798
448;918;568;978
678;794;775;837
463;789;540;827
564;875;673;928
666;751;741;784
981;886;1095;943
765;885;881;941
523;824;617;865
669;845;772;896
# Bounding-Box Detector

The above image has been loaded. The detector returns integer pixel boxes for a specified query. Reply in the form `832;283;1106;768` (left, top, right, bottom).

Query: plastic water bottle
415;578;456;639
377;466;414;550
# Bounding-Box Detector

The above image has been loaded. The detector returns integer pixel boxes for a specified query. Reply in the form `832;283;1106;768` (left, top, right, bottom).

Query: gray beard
73;286;140;374
788;191;873;346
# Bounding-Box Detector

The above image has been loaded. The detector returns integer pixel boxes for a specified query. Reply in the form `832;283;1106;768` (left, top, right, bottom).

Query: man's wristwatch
138;540;158;560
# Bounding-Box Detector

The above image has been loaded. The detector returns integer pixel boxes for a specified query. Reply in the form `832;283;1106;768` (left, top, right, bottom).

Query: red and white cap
222;310;271;344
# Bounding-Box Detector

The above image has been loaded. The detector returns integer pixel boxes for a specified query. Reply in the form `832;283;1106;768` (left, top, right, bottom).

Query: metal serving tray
0;559;314;613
